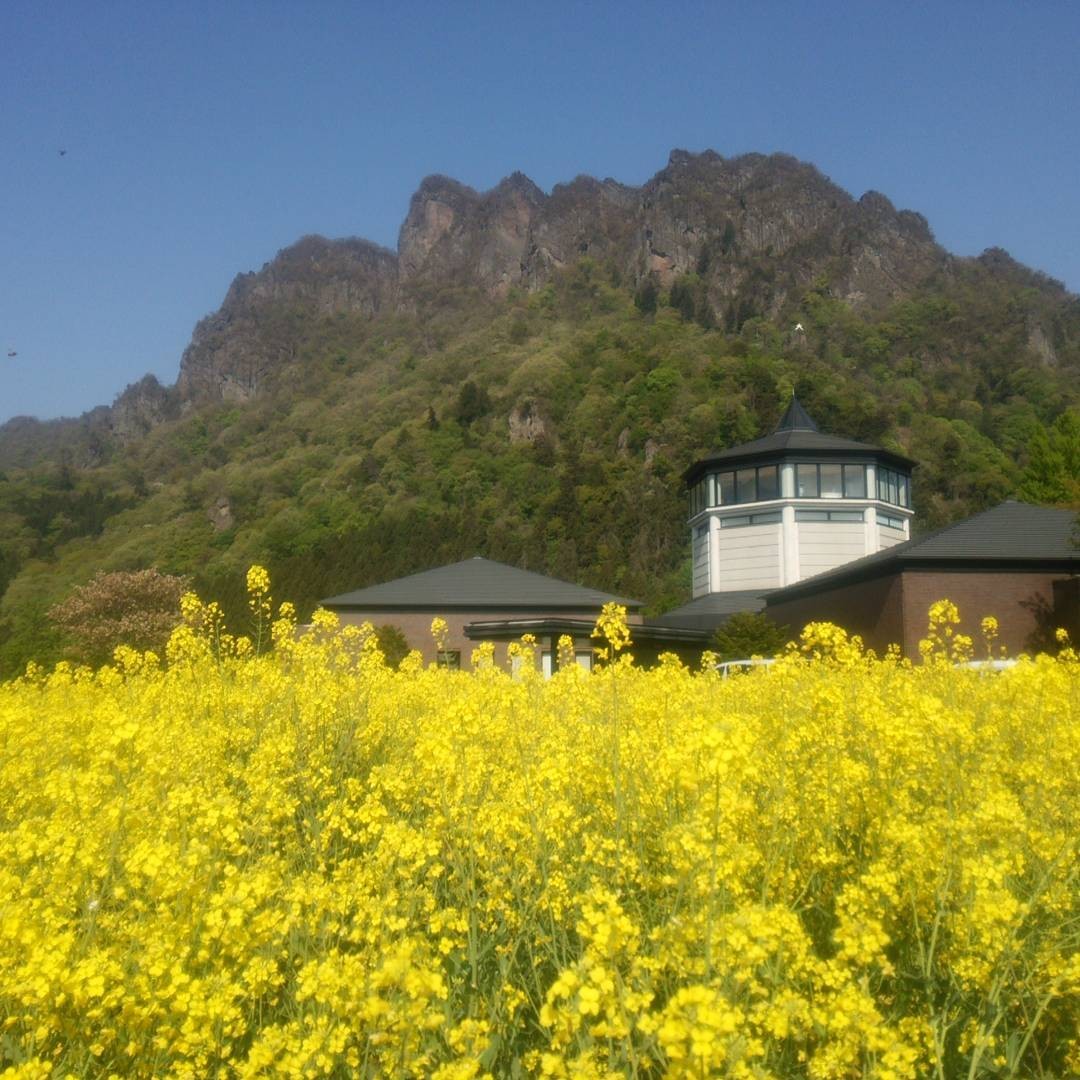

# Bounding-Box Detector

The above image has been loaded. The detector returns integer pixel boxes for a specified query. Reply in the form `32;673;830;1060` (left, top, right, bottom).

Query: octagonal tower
683;399;915;598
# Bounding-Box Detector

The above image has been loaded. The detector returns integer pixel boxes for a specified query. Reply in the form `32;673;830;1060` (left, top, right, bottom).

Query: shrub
48;568;190;665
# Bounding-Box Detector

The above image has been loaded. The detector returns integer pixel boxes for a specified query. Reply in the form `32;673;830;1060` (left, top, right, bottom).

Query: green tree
711;611;789;660
1018;410;1080;505
633;277;658;315
374;624;410;669
455;381;492;426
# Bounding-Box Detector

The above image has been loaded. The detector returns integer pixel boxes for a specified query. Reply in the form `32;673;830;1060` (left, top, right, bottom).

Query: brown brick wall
765;574;905;655
899;571;1071;656
767;569;1077;658
330;608;641;669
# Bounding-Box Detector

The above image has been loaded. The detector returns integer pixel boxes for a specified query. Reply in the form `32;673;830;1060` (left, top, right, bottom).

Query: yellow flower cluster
1;582;1078;1077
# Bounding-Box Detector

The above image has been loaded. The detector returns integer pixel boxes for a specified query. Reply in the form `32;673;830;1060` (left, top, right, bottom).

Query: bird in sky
6;350;16;358
59;149;67;156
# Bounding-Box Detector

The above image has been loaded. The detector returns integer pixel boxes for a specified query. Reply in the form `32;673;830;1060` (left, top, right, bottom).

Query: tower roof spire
774;396;819;433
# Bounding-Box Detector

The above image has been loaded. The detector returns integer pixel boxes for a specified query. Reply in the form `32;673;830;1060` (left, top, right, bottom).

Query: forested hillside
1;150;1078;675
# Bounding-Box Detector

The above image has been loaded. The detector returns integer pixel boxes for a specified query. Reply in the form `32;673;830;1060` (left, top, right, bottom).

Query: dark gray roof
322;557;642;611
650;590;766;631
684;398;914;484
766;501;1080;603
775;396;819;433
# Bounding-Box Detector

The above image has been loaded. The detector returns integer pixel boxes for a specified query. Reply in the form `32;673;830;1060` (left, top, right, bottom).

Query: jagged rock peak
495;171;546;202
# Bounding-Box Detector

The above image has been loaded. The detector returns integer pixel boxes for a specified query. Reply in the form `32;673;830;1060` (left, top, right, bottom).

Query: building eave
464;617;708;644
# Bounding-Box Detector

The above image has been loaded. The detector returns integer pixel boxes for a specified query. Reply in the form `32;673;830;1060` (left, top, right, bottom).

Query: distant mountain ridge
5;148;1073;452
178;149;950;406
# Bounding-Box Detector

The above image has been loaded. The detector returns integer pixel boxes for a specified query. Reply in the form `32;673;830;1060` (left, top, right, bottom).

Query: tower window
757;466;779;500
796;509;864;522
819;463;843;499
797;463;871;500
843;465;866;497
736;468;756;503
876;467;911;508
796;464;819;498
712;465;779;506
720;510;782;528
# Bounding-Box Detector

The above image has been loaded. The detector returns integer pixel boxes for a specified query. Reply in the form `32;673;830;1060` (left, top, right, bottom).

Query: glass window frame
819;462;844;499
756;465;779;501
796;463;820;498
720;510;782;529
875;466;911;508
796;508;865;523
843;464;866;498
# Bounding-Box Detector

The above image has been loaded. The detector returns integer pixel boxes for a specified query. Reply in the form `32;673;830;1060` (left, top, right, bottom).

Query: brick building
763;501;1080;655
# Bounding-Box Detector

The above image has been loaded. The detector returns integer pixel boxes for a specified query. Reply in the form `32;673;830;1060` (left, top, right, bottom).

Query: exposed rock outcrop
508;399;552;445
176;236;398;402
109;375;178;443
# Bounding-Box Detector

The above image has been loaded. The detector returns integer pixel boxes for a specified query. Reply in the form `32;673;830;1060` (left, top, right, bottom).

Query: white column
863;505;876;554
781;462;795;498
709;513;722;593
781;503;798;585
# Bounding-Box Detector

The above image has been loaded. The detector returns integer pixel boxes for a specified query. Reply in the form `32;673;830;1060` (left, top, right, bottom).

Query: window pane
820;463;843;499
828;510;864;522
888;472;898;505
707;474;717;506
719;472;735;505
720;515;751;528
757;466;779;500
796;509;829;521
898;475;909;508
797;464;818;498
736;467;757;503
843;464;866;498
877;469;889;501
750;510;782;524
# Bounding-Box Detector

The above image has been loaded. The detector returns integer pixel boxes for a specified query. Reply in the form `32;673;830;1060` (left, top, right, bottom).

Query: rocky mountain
5;148;1071;456
174;150;947;405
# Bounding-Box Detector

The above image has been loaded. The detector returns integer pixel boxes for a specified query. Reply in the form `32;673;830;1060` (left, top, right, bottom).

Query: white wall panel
798;522;866;578
877;525;907;550
715;525;782;590
692;527;711;598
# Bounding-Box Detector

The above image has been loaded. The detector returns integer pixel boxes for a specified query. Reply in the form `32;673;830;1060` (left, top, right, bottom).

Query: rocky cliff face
176;236;398;403
397;150;940;306
173;150;951;405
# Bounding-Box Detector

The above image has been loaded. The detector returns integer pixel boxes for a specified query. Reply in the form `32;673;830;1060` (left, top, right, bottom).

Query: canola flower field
1;574;1078;1079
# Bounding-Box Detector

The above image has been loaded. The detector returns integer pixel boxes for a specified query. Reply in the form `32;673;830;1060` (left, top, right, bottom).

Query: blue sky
2;1;1078;422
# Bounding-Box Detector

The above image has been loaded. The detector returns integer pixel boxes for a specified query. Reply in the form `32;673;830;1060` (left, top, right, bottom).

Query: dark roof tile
650;589;766;631
322;557;642;610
